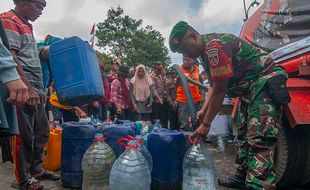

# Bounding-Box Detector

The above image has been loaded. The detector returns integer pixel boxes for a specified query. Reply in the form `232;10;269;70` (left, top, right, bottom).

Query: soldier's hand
196;109;206;119
6;79;29;105
190;124;210;143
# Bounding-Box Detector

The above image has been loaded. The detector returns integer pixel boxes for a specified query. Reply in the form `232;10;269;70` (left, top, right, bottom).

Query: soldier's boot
218;169;246;189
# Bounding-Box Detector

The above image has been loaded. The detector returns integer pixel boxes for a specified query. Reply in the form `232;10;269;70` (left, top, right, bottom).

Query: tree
96;51;112;64
96;6;171;68
95;51;115;72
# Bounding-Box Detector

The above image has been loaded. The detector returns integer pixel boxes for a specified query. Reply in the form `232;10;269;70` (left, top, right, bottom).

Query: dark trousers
136;113;151;121
168;104;179;130
101;104;108;122
177;102;201;131
151;102;169;128
0;137;13;163
110;105;130;121
10;104;50;184
88;104;110;122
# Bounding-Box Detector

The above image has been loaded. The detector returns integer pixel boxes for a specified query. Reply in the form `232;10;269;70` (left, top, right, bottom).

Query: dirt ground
0;136;307;190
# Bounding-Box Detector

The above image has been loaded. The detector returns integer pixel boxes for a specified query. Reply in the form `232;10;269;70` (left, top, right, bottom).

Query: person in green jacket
169;21;289;190
0;19;29;165
0;20;29;136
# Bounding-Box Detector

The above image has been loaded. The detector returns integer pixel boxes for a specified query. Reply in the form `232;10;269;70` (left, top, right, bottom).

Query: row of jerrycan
81;133;154;190
61;121;215;190
61;121;136;188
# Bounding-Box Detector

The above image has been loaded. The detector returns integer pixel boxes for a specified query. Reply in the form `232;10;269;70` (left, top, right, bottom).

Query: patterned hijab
130;64;153;101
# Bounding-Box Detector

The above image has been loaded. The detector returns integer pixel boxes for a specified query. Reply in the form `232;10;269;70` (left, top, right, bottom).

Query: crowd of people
31;28;209;132
0;1;207;189
70;57;208;131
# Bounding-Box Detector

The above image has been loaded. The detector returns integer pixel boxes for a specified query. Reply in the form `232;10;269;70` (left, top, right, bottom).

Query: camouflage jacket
202;33;287;102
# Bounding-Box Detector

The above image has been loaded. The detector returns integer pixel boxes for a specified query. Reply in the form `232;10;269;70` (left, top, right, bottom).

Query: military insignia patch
206;48;220;66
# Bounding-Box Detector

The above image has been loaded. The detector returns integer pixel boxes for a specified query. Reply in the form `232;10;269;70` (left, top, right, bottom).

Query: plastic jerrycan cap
94;133;106;142
117;138;139;149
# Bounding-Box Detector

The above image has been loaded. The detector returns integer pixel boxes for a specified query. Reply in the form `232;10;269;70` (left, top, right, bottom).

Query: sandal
19;177;44;190
10;180;20;189
35;170;60;181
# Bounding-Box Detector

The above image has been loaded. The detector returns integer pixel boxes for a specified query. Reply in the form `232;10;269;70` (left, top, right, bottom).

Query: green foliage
96;51;110;63
96;6;171;68
95;51;114;71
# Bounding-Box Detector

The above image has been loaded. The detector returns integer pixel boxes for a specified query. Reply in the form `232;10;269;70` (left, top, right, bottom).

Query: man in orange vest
176;56;202;131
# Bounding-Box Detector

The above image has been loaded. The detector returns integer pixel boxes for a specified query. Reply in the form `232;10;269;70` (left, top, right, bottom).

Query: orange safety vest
176;65;202;103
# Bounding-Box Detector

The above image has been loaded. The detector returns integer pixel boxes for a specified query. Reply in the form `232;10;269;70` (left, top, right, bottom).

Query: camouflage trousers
236;90;282;190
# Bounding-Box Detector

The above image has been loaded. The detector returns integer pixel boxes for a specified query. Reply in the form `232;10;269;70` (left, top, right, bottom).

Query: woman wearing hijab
130;64;158;121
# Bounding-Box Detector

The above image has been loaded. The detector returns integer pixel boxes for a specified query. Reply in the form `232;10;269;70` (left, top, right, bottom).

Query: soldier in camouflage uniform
169;21;288;190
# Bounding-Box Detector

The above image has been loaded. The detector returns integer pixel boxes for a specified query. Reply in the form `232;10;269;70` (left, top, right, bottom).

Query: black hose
186;77;208;91
171;64;198;128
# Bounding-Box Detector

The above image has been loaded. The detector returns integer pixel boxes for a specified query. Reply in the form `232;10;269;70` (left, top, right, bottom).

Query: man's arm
0;44;19;84
11;50;31;87
11;50;39;105
191;79;228;141
201;80;228;125
165;79;173;105
73;106;87;118
0;39;29;104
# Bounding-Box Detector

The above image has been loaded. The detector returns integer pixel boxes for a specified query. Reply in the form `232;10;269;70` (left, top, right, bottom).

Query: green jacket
0;26;19;137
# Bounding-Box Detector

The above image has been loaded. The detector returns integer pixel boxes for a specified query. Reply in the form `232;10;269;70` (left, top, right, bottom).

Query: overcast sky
0;0;261;64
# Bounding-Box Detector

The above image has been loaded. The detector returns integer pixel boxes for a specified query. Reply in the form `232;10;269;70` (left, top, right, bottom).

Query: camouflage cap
169;21;189;53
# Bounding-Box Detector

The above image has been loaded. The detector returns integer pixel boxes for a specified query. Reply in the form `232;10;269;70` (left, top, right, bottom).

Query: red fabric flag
89;23;95;48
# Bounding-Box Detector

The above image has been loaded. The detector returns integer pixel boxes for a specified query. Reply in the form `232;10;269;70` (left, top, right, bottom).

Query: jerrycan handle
189;135;204;145
94;137;106;142
127;135;144;144
127;135;135;140
117;138;138;149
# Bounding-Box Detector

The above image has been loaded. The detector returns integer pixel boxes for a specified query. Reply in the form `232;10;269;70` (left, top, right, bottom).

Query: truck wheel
305;182;310;188
275;118;307;189
297;126;310;186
